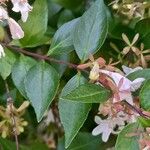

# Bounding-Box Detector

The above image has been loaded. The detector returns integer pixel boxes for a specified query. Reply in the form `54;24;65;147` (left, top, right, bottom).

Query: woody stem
4;80;19;150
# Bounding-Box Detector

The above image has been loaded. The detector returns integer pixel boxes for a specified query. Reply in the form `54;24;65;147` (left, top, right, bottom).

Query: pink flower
11;0;32;22
8;18;24;39
99;69;145;105
0;6;8;20
0;6;24;39
92;113;127;142
0;44;5;58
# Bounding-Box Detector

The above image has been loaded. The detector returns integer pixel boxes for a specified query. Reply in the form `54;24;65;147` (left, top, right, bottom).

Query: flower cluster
0;101;29;138
0;0;32;58
110;0;150;20
78;56;146;142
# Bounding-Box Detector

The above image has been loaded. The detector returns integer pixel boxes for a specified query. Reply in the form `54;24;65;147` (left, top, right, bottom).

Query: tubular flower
0;6;8;20
8;18;24;39
92;113;127;142
0;6;24;39
11;0;32;22
99;69;145;105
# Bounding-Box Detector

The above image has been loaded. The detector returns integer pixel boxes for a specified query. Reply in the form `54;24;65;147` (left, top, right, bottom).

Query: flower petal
102;128;112;142
92;125;104;136
122;33;131;45
131;78;145;91
119;92;133;105
8;18;24;39
95;116;102;124
122;65;143;76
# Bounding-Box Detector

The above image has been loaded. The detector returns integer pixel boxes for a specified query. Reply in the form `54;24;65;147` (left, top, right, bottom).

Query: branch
1;43;88;73
123;101;150;119
4;80;19;150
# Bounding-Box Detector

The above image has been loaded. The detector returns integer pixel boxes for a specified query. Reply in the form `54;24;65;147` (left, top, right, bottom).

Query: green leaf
51;54;69;77
51;0;84;9
73;0;108;61
58;132;102;150
60;83;110;103
47;18;79;56
19;0;49;47
135;19;150;37
0;49;16;80
140;79;150;111
12;55;36;98
142;33;150;49
115;123;141;150
127;69;150;81
138;117;150;128
58;74;91;148
0;137;27;150
24;62;59;122
57;9;74;28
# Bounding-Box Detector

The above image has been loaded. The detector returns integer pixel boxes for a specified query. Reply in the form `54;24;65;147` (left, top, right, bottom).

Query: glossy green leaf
60;83;110;103
19;0;49;47
24;62;59;122
51;54;69;76
59;74;91;148
57;9;74;28
115;123;141;150
140;80;150;111
0;49;16;80
12;55;36;98
58;132;102;150
73;0;108;61
48;18;79;56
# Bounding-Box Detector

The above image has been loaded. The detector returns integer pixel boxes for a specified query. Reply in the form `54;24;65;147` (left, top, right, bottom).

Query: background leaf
57;9;74;28
24;62;59;122
51;0;84;9
19;0;49;47
115;123;141;150
73;0;108;61
58;74;91;148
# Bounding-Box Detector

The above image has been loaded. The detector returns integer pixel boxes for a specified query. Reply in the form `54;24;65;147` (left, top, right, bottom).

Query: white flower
92;114;126;142
122;65;143;76
8;18;24;39
99;69;145;104
0;6;8;20
0;44;5;58
11;0;32;22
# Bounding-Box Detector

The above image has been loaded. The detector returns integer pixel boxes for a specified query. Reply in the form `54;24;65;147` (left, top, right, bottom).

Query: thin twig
4;80;19;150
123;101;150;119
1;43;88;72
